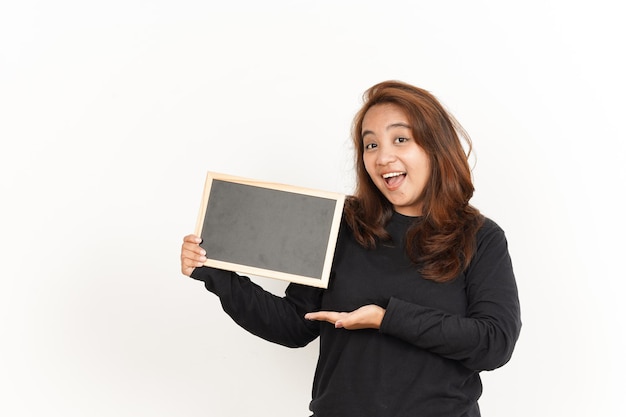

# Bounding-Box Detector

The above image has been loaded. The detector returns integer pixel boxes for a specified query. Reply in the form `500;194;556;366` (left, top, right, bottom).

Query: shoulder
478;216;504;235
475;216;509;250
463;216;515;281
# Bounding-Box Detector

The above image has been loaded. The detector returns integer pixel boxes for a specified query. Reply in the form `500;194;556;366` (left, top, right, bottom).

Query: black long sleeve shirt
191;212;521;417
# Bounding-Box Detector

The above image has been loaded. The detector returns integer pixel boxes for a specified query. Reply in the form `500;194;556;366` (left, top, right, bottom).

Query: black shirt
191;212;521;417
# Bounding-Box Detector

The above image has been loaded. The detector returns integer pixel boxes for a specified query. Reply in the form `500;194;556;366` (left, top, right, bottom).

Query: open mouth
382;171;406;187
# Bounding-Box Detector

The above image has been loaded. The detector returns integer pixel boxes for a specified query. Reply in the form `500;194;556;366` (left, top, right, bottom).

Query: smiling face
361;103;431;217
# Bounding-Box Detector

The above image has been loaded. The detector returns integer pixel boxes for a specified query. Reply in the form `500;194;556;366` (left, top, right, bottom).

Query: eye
395;137;410;143
364;142;378;150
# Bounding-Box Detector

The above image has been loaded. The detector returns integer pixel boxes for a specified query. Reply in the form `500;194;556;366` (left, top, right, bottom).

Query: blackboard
194;172;345;288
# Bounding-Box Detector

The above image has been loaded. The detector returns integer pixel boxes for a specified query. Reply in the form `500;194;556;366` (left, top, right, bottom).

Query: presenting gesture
305;305;386;330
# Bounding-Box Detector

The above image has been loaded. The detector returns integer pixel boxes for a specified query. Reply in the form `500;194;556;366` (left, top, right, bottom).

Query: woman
180;80;521;417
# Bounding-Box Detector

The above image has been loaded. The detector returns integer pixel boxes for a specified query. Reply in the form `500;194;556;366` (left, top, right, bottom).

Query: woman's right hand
180;234;207;277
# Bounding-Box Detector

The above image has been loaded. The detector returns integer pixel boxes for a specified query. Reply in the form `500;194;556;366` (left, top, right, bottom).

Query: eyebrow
362;122;412;138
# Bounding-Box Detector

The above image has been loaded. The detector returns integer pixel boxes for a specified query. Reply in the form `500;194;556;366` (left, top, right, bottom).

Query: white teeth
382;172;405;179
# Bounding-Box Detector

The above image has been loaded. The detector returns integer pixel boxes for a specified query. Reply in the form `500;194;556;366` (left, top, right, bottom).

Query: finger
181;253;205;275
181;243;206;260
182;236;206;255
304;311;332;320
181;248;206;266
182;243;206;257
181;257;205;270
305;311;341;323
305;311;328;321
183;234;202;244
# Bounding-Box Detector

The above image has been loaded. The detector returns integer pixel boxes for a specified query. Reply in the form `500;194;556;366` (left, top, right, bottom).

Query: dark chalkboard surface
194;172;345;288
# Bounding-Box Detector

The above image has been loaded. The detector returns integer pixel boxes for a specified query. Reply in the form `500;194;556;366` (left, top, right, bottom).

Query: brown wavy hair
344;80;484;282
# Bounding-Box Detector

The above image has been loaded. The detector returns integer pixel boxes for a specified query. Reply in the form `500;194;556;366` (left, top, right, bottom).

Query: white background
1;1;624;416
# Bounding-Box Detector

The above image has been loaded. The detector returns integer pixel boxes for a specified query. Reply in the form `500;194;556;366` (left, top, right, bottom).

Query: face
361;103;431;217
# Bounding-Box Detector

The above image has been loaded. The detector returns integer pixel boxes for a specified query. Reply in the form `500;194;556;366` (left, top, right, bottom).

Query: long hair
344;80;484;282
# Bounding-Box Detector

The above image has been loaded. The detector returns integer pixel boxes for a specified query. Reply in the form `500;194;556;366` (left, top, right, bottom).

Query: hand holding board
194;172;345;288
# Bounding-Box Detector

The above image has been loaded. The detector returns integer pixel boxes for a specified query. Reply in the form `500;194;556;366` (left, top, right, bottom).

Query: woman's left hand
305;305;386;330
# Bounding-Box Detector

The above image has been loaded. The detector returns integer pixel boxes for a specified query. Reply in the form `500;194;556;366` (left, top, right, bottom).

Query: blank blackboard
194;172;345;288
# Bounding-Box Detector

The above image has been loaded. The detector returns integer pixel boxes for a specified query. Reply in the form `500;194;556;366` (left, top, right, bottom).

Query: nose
376;144;397;166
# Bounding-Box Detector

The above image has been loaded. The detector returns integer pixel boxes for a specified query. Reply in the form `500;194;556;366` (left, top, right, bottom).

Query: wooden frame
195;172;346;288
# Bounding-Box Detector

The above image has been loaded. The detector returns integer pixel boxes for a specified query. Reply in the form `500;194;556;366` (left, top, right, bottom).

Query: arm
305;222;521;371
182;235;322;348
379;222;521;371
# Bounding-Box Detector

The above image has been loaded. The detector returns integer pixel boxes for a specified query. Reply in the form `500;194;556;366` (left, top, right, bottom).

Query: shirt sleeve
190;266;323;348
379;220;522;371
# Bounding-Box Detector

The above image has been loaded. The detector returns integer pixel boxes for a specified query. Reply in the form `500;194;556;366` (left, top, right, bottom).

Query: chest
322;230;468;315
